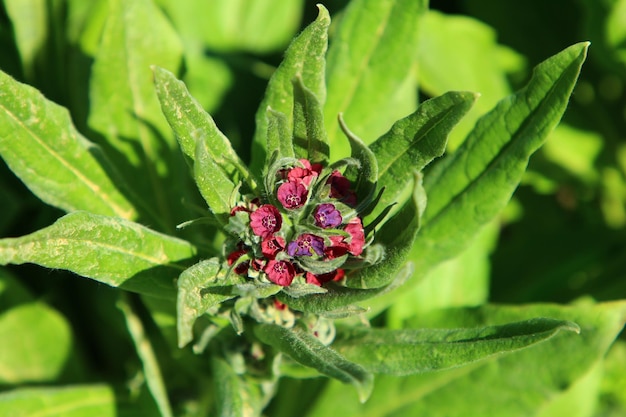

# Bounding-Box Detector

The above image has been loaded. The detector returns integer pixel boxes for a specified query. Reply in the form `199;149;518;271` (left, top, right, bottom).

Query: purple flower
264;259;296;286
314;203;342;228
287;233;325;257
250;204;282;238
277;181;307;209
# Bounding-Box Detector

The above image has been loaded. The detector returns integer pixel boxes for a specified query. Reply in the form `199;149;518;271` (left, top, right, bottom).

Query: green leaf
118;294;173;417
0;302;73;384
266;108;295;161
176;258;245;348
254;323;373;403
0;212;196;299
0;385;117;417
88;0;184;228
211;356;263;417
193;133;239;224
278;262;412;316
292;76;329;163
152;66;255;190
250;5;329;172
413;42;590;279
339;114;379;204
304;300;626;417
324;0;426;159
347;172;425;289
0;70;136;219
333;318;579;375
368;91;476;222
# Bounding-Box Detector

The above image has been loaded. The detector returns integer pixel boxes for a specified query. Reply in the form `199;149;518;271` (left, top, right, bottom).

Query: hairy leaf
0;212;196;299
0;70;136;219
334;318;579;375
254;323;373;402
251;5;329;171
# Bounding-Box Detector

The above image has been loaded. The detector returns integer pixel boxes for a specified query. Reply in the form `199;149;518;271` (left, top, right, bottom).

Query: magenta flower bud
250;204;282;238
314;203;342;228
345;217;365;256
327;170;357;206
277;181;308;209
264;259;296;286
287;233;325;257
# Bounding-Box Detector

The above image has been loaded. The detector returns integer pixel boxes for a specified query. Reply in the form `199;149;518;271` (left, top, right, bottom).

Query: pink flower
314;203;342;228
345;217;365;256
288;159;323;188
324;235;349;259
327;170;357;206
264;260;296;286
250;204;282;238
287;233;325;257
306;268;345;286
277;181;308;209
261;236;285;259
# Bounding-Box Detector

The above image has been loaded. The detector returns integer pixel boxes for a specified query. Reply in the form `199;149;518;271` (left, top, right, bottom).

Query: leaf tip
315;4;331;23
562;320;581;335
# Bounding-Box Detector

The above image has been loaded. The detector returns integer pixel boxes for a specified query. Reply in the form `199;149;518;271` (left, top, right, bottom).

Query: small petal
345;217;365;256
306;268;345;286
250;204;282;238
277;182;308;209
264;260;296;286
227;249;249;275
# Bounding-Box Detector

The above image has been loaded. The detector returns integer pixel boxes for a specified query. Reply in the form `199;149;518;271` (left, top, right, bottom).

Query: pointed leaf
194;133;238;223
413;42;590;277
266;108;295;161
333;318;579;375
254;323;373;402
339;114;379;204
0;212;196;299
250;5;329;171
0;70;136;219
304;301;626;417
177;258;245;348
292;76;329;163
152;66;255;190
324;0;426;159
368;91;476;222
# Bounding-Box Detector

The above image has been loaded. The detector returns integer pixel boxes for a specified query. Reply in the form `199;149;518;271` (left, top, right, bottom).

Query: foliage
0;0;624;416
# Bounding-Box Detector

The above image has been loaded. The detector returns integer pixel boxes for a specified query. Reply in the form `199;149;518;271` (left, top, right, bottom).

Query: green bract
0;1;620;416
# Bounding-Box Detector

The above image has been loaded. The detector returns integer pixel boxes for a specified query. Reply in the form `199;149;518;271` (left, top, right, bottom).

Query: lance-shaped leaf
177;258;246;348
277;262;413;316
333;318;579;375
0;212;196;299
152;66;256;191
339;114;379;205
194;133;238;224
211;356;264;417
0;70;136;219
292;76;329;163
266;107;295;161
251;5;329;172
254;323;373;403
346;172;425;289
88;0;184;228
412;42;590;277
324;0;426;159
304;301;626;417
367;91;476;222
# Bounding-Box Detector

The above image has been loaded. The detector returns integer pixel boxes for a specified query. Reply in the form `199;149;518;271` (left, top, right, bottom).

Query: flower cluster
225;159;366;287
